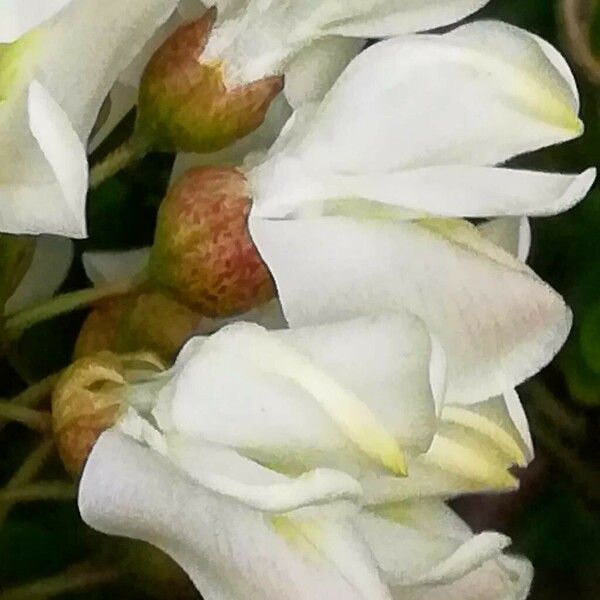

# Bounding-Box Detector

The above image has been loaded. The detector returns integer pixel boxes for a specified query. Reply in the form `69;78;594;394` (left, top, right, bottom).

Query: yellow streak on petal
0;30;42;102
271;515;323;559
458;45;583;135
424;435;518;490
441;406;527;467
251;332;407;476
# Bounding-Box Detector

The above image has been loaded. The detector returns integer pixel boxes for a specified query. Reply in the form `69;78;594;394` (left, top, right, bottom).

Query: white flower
202;0;492;88
0;0;179;237
169;0;491;176
79;316;531;599
248;21;596;404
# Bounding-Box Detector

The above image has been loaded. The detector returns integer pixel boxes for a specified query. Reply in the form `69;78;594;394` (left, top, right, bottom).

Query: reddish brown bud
73;297;127;359
149;166;274;317
112;291;204;360
52;352;164;476
136;8;284;153
75;291;206;362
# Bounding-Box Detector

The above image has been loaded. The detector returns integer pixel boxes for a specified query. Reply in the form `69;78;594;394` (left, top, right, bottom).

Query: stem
527;380;587;440
0;373;60;434
6;439;54;487
3;280;135;341
11;373;60;409
0;564;118;600
558;0;600;84
0;438;54;525
532;414;600;503
0;402;50;431
89;134;150;189
0;481;75;503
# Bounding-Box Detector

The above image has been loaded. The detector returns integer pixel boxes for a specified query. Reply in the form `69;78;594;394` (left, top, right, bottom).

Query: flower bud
112;291;204;360
73;297;127;359
75;291;206;362
149;166;274;317
52;352;164;476
135;7;284;154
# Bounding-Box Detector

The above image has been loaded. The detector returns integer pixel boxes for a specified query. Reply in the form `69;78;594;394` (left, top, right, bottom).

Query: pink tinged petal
250;216;571;404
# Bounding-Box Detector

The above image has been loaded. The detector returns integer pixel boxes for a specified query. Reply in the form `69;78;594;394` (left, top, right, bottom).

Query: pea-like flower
248;21;596;404
168;0;492;175
78;314;531;599
0;0;178;237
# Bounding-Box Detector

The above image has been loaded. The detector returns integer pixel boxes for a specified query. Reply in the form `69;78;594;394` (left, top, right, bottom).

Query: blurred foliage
1;0;600;598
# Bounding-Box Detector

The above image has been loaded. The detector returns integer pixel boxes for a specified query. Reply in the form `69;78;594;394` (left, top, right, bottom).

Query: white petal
0;0;72;43
357;502;511;586
478;217;531;262
251;215;571;403
284;37;365;109
363;398;530;503
80;430;390;600
0;0;179;236
393;556;532;600
312;22;583;170
417;430;518;492
253;161;595;220
82;247;150;286
5;235;73;313
323;0;490;37
166;435;363;513
251;22;588;217
205;0;489;85
157;316;437;474
502;388;534;460
362;465;492;504
0;81;88;237
36;0;178;140
440;403;527;468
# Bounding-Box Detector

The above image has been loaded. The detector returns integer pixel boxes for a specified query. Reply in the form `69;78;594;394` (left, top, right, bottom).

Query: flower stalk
89;135;151;189
0;438;54;525
0;481;76;503
2;280;136;342
0;563;118;600
0;402;51;432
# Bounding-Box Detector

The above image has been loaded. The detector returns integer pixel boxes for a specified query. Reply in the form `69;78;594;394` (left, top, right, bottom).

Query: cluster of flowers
1;0;595;598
